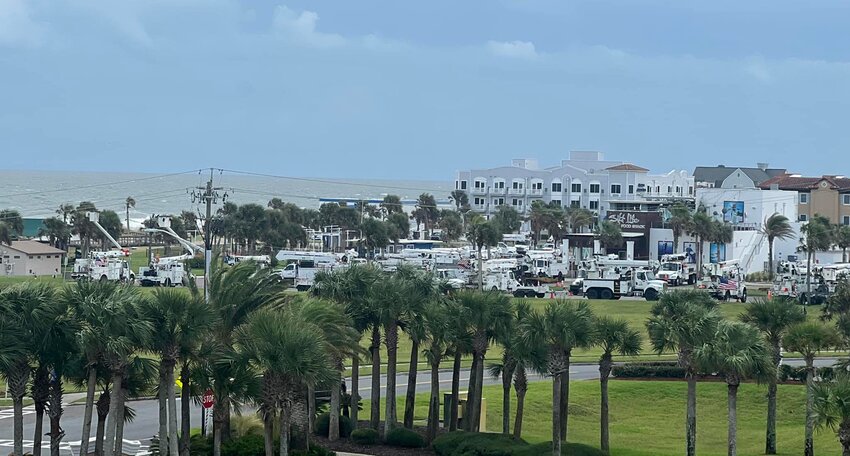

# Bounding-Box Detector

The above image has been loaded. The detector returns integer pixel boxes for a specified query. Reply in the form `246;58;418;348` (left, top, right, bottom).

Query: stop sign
202;389;215;409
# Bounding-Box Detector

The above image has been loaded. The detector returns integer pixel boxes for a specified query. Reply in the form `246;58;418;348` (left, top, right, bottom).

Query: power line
219;168;449;194
0;169;203;200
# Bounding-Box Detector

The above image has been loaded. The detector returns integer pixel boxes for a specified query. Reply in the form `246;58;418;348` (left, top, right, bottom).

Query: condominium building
454;151;694;218
758;174;850;225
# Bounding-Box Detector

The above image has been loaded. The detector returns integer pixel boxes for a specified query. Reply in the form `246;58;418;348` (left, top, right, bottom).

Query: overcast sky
2;0;849;180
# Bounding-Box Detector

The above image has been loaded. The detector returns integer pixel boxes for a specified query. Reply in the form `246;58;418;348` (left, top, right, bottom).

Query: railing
509;187;525;196
529;188;543;196
491;187;506;195
472;187;487;195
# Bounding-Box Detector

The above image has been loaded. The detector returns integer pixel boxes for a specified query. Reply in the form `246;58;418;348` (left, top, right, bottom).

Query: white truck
657;253;697;286
71;213;135;283
484;270;522;294
698;260;748;302
138;217;202;287
583;268;666;301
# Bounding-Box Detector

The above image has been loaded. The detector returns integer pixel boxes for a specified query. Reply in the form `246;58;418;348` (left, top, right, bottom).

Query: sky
1;0;849;181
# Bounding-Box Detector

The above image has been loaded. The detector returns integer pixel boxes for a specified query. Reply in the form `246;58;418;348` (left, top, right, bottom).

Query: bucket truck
138;216;200;287
698;259;748;302
71;212;134;282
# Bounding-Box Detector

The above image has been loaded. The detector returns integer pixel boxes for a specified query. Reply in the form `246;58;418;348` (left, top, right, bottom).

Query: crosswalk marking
0;405;35;420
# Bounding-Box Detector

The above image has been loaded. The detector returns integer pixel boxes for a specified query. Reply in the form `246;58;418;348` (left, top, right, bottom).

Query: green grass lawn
363;380;841;456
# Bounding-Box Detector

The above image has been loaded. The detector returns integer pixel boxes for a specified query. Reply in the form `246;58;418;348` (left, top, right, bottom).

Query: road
0;357;837;448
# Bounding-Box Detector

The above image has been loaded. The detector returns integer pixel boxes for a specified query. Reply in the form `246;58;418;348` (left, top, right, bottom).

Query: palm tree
125;197;136;232
446;301;472;432
668;203;693;253
455;290;513;433
646;290;720;456
421;299;452;443
801;215;833;302
312;265;381;431
695;321;773;456
0;209;24;237
238;307;336;456
741;297;806;454
0;306;28;456
449;189;469;212
761;214;795;279
812;372;850;455
594;317;642;454
467;217;500;290
597;220;623;254
521;300;595;456
783;322;841;456
564;207;594;233
689;208;714;278
398;268;439;430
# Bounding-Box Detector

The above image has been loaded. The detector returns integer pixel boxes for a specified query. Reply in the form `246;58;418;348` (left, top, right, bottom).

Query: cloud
0;0;46;46
487;40;538;59
745;58;772;83
273;5;345;48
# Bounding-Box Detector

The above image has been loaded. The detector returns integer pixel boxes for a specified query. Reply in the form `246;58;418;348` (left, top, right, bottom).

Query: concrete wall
696;188;797;228
1;254;62;277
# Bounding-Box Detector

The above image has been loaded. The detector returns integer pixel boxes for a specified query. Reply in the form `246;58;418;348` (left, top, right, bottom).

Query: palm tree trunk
114;389;126;456
329;378;341;441
384;323;399;439
12;394;24;456
477;247;484;290
213;408;223;456
158;369;168;456
501;365;513;435
104;374;123;456
805;363;814;456
279;405;291;456
167;368;179;456
263;410;274;456
370;327;381;430
766;344;779;455
426;359;440;444
180;365;191;456
686;372;697;456
307;384;316;439
768;239;774;280
560;354;571;442
450;351;462;431
80;367;98;456
807;251;813;302
839;422;850;456
33;403;44;456
552;374;561;456
403;340;419;429
48;376;64;456
33;365;48;456
351;356;360;430
513;366;527;440
96;391;110;456
466;354;479;431
600;357;612;454
728;382;738;456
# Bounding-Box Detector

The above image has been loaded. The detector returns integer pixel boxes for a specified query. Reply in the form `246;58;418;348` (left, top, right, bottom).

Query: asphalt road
0;357;837;448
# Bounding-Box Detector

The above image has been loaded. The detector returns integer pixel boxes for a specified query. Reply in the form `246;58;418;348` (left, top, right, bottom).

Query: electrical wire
0;169;203;199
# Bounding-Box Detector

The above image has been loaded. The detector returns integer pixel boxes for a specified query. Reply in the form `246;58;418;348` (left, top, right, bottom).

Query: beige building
759;175;850;225
0;241;66;277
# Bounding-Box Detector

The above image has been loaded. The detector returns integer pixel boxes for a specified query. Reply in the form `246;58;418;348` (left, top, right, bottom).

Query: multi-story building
693;163;787;189
454;151;694;218
758;174;850;225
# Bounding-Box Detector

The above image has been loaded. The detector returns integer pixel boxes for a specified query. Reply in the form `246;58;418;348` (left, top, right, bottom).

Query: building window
667;186;672;193
552;182;562;192
570;200;581;208
656;186;661;193
551;200;561;206
494;180;505;189
799;214;808;222
589;200;599;210
474;180;486;189
13;256;20;259
799;193;809;204
589;183;601;193
474;197;485;206
689;186;694;195
628;185;634;194
676;186;681;194
843;194;850;205
571;183;582;193
460;181;467;190
512;198;523;207
844;216;850;226
610;184;621;194
531;182;543;190
512;181;523;190
493;198;505;206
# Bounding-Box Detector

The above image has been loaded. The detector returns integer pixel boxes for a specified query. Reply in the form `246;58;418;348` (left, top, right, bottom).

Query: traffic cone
767;290;772;299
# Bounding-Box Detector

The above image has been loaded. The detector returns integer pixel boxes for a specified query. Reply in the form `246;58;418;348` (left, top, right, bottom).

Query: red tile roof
606;163;649;172
758;174;850;191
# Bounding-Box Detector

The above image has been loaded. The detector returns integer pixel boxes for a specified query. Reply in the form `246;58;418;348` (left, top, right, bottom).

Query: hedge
433;431;603;456
385;427;425;448
314;413;352;438
350;428;379;445
612;362;686;379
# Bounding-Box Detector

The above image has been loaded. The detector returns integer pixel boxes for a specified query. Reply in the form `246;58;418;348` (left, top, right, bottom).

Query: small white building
0;241;66;277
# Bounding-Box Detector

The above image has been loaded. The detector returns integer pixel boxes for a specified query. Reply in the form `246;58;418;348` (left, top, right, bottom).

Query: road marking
0;405;35;420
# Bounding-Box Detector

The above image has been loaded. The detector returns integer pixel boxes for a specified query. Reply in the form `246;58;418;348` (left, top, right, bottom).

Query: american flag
718;277;738;290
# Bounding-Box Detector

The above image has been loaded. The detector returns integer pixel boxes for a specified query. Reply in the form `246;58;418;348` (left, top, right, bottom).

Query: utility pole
190;168;226;305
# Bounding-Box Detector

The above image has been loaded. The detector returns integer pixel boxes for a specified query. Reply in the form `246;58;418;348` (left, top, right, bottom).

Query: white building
0;241;66;277
454;151;694;218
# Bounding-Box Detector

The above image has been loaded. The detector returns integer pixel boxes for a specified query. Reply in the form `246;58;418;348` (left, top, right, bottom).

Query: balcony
491;187;506;195
509;187;525;196
529;188;543;197
473;203;487;212
472;187;487;195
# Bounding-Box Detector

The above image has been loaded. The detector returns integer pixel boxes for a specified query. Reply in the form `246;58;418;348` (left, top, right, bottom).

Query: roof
606;163;649;172
693;166;787;187
2;240;66;255
758;175;850;191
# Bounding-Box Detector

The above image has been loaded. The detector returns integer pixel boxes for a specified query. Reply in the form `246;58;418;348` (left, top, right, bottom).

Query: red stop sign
202;389;215;409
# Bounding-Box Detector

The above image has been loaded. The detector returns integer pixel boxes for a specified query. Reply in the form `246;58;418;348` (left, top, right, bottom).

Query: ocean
0;169;452;222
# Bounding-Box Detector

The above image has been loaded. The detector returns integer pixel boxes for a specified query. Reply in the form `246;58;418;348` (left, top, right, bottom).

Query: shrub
350;428;379;445
189;434;212;456
433;432;604;456
746;271;771;282
221;434;265;456
385;427;425;448
187;257;206;269
314;413;352;438
612;362;686;379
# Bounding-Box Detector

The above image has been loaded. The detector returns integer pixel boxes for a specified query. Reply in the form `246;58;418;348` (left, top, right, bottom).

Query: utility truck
656;253;697;286
138;216;201;287
583;268;666;301
698;259;747;302
71;212;134;282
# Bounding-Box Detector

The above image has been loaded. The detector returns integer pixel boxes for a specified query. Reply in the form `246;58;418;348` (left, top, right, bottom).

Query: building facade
758;175;850;225
455;151;694;219
0;241;65;277
693;163;787;189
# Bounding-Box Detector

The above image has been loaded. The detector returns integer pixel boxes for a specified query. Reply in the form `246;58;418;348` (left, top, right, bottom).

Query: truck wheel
491;286;499;292
513;290;524;298
586;288;600;300
100;275;108;282
725;291;731;302
165;278;172;287
799;294;809;306
688;276;695;285
740;290;747;303
644;288;659;301
600;289;615;300
536;293;546;299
